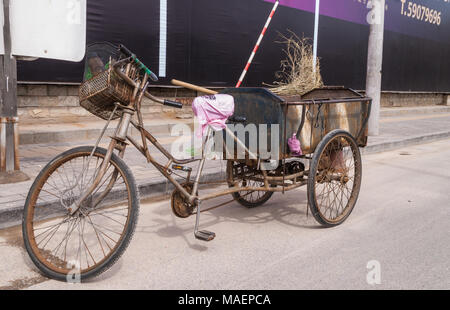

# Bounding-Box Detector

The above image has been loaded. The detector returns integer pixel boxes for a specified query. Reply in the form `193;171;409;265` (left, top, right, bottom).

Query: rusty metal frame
72;58;372;211
282;92;373;144
0;116;20;172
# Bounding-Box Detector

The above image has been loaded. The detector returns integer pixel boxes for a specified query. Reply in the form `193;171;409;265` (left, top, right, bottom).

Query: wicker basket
79;66;134;120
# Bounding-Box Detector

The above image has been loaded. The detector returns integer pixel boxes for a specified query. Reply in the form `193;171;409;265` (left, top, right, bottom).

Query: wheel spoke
24;148;136;278
228;161;273;207
311;133;361;225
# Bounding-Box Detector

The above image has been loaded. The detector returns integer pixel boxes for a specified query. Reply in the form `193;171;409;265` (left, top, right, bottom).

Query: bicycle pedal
195;230;216;242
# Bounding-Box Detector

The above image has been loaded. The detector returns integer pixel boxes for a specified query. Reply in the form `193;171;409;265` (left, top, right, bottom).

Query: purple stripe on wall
264;0;368;25
264;0;450;43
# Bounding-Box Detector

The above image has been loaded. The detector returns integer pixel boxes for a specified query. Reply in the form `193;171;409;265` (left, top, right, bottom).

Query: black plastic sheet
16;0;450;92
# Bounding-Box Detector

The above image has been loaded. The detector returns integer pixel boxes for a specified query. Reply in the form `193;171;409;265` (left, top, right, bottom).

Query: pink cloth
288;133;303;156
192;94;235;137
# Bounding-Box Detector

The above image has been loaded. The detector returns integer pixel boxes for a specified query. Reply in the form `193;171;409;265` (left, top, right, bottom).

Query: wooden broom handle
171;79;218;95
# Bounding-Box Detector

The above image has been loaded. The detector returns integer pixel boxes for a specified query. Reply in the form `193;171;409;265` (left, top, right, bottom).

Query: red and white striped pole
235;0;280;88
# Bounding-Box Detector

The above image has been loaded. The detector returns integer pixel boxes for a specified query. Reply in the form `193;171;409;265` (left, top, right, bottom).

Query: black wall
17;0;450;92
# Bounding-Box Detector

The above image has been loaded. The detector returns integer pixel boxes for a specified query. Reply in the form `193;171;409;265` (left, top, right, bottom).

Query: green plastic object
84;61;111;81
133;56;155;77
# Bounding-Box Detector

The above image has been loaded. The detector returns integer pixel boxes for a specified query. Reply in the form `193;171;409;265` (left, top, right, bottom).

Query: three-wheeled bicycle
22;43;371;281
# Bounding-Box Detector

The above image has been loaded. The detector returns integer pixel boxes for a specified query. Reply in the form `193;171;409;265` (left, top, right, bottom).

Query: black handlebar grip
164;100;183;109
119;44;159;82
229;116;247;123
119;44;133;57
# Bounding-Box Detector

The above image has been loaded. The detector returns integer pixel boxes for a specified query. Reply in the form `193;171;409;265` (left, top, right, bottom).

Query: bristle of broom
267;31;323;96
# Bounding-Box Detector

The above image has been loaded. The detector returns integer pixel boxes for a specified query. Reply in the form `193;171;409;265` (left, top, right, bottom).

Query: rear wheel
22;146;139;282
307;130;362;227
226;161;274;208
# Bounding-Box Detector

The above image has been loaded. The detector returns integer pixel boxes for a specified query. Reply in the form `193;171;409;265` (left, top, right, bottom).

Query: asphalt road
1;139;449;290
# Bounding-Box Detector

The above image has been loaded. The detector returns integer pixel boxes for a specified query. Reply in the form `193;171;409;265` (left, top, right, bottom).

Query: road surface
0;139;449;290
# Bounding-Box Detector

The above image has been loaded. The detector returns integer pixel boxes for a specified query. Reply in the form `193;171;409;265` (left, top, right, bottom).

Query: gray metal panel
220;87;370;159
220;88;285;160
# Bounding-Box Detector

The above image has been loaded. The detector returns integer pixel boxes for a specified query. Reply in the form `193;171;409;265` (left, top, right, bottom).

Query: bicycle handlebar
163;99;183;109
228;116;247;123
119;44;159;82
115;45;183;109
118;44;133;58
144;90;183;109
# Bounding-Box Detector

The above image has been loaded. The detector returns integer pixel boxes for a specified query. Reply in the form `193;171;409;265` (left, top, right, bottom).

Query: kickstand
194;201;216;242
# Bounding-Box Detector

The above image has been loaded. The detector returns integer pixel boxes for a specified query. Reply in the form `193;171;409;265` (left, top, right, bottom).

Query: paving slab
365;114;450;153
380;106;450;117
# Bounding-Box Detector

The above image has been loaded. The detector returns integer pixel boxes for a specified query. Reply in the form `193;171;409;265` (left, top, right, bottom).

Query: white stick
236;0;279;88
313;0;320;74
159;0;167;77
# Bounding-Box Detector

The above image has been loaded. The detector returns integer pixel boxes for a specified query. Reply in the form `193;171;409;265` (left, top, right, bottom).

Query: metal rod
283;97;373;106
313;0;321;74
236;0;279;87
224;126;258;160
69;138;118;215
127;131;195;203
191;127;212;203
199;181;307;202
0;119;5;170
113;62;137;88
296;104;307;139
13;118;19;170
265;170;307;181
126;134;154;162
356;100;372;142
130;120;199;165
283;104;287;193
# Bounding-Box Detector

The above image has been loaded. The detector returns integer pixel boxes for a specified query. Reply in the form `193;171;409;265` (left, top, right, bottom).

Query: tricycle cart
221;87;371;226
22;43;371;281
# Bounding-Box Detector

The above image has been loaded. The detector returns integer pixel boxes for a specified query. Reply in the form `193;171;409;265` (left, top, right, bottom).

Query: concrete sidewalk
18;106;450;145
1;109;450;228
19;112;194;145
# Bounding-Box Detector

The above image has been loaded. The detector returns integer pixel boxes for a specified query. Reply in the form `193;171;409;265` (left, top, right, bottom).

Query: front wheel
22;146;139;282
307;130;362;227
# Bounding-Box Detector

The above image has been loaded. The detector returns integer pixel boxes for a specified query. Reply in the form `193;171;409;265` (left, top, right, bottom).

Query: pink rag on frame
288;133;303;156
192;94;235;137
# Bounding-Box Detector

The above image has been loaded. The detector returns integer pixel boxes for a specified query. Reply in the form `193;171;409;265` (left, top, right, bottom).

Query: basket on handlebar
79;42;136;120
